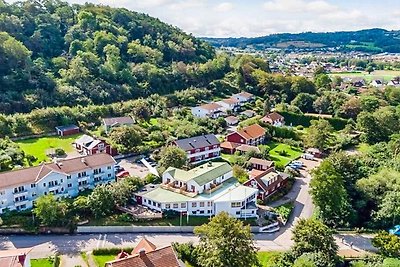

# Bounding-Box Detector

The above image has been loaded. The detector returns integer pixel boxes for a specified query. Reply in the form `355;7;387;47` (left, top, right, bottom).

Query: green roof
164;162;232;186
143;187;191;203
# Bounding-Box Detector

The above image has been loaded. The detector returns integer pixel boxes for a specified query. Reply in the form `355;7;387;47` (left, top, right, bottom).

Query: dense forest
204;28;400;53
0;0;227;114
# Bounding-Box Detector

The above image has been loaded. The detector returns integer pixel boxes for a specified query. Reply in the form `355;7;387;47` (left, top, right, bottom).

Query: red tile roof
199;102;222;111
132;238;157;255
236;124;266;140
106;246;181;267
220;141;241;150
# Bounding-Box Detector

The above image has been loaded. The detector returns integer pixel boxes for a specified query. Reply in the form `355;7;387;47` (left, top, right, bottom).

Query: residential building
241;110;256;118
74;135;117;156
388;79;400;87
306;148;324;158
220;141;240;154
370;79;383;87
103;116;135;134
226;124;266;146
224;116;239;126
172;134;221;163
105;238;183;267
55;125;79;137
231;92;254;104
217;98;240;113
244;168;289;201
236;144;260;154
0;247;32;267
135;162;258;219
0;153;116;214
248;157;274;171
260;112;285;127
191;103;224;119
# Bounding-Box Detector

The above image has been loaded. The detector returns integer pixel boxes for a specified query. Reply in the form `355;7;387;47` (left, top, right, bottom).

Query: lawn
257;251;282;266
268;142;303;167
221;153;236;164
31;258;56;267
356;143;372;154
16;134;81;164
329;70;400;83
93;255;115;267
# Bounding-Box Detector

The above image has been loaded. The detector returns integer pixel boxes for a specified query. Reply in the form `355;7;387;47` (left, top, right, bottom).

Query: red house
74;134;117;156
55;125;79;137
244;168;289;201
224;124;266;154
172;134;221;163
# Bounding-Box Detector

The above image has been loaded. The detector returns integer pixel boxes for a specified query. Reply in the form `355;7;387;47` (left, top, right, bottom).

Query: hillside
203;28;400;53
0;0;218;114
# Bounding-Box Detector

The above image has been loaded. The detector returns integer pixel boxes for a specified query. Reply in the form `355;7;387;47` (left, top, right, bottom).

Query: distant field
16;134;81;164
329;70;400;83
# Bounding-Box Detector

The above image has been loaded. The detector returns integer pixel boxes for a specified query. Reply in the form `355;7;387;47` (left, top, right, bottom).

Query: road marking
102;234;107;247
96;234;102;249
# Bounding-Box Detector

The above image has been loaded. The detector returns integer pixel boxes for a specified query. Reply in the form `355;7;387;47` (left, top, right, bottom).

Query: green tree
304;119;334;151
194;212;260;267
87;185;115;218
372;231;400;258
291;93;316;113
263;98;271;115
291;218;339;266
310;161;353;227
110;179;135;207
33;194;69;227
233;165;249;184
159;146;187;169
314;74;332;89
108;126;144;154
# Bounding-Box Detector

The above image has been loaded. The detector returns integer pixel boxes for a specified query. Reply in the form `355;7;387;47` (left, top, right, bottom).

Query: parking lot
117;157;151;179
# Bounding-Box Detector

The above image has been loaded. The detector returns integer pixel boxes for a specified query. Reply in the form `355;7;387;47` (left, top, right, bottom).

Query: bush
280;111;347;130
55;148;66;156
278;150;289;156
93;247;133;256
272;202;294;223
163;209;180;219
172;242;199;267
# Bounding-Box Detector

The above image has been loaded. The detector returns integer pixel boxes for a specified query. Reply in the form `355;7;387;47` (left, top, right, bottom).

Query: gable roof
198;102;222;111
224;116;239;124
0;154;115;189
249;168;278;192
233;92;254;99
220;98;240;105
164;162;232;186
132;238;157;255
236;144;260;154
261;112;284;123
249;157;274;168
0;247;32;267
55;125;79;131
75;134;95;146
106;246;181;267
103;117;134;127
220;141;241;150
235;124;266;140
174;134;220;151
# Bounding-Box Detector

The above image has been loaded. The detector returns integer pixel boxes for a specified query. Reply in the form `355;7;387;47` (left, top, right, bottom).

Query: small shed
55;125;80;137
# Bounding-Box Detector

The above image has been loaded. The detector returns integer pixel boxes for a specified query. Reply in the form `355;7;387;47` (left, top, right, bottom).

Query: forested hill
0;0;221;114
203;28;400;53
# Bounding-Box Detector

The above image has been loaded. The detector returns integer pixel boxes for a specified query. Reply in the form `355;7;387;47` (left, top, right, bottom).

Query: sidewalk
60;254;88;267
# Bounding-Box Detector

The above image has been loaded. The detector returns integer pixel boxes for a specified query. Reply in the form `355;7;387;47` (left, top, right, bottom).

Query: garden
16;134;81;164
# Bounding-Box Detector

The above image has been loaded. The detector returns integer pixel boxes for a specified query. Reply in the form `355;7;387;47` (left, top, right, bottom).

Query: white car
301;153;314;160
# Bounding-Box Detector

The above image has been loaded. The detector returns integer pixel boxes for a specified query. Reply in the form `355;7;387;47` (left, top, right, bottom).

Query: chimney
138;248;146;258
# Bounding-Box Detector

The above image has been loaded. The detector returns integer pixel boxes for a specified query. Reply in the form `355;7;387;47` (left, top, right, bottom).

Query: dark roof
55;125;79;131
103;117;134;127
174;134;220;151
106;246;181;267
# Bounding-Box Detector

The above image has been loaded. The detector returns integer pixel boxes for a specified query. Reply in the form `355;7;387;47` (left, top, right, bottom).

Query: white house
231;92;254;105
388;79;400;87
370;79;383;87
217;98;240;113
191;103;224;119
135;162;258;218
0;153;116;214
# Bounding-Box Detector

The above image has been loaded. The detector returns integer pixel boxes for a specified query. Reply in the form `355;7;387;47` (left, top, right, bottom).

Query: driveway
118;157;150;179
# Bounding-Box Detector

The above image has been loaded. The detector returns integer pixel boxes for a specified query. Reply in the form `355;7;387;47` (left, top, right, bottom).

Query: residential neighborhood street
0;158;376;260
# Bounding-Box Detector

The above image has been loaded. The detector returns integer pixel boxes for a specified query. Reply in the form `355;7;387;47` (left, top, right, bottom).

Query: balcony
13;190;28;197
161;183;198;197
204;183;222;194
48;184;61;191
78;176;89;183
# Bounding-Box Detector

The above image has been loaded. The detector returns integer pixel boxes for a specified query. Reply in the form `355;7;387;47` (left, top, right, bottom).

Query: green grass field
16;134;81;164
93;255;115;267
268;142;303;167
30;258;55;267
329;70;400;83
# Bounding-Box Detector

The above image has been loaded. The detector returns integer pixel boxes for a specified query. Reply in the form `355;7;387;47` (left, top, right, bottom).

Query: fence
77;226;261;234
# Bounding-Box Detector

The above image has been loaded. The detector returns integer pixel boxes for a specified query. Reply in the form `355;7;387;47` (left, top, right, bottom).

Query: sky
7;0;400;37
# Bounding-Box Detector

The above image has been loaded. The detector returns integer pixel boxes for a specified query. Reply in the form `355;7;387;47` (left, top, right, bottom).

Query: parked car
291;160;304;167
301;153;314;160
116;170;130;178
288;164;301;170
389;225;400;236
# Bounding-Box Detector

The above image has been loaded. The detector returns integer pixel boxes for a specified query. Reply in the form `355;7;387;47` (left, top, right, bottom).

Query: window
108;174;112;178
30;184;36;188
192;211;197;215
0;190;5;195
67;183;72;188
107;166;111;170
207;201;212;207
181;203;186;208
236;211;240;215
32;192;36;197
199;210;204;214
165;204;170;209
200;202;205;207
191;202;197;208
67;175;71;179
173;203;179;209
43;183;46;187
231;202;242;208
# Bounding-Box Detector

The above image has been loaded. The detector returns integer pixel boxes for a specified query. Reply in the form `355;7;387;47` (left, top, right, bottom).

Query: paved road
0;158;376;259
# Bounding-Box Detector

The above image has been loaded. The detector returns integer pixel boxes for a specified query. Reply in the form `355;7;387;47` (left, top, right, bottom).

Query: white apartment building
0;153;116;213
135;162;258;218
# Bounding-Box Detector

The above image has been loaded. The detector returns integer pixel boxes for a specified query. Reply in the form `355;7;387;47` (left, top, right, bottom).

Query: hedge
280;111;348;130
92;247;134;256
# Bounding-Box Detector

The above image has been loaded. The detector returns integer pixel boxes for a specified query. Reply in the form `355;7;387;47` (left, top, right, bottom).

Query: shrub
172;242;199;266
93;247;134;256
278;150;289;156
163;209;180;219
55;148;66;156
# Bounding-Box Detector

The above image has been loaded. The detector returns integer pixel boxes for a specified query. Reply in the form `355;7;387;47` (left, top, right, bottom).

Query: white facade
139;163;258;218
231;93;254;105
191;104;224;119
216;100;240;113
0;159;115;214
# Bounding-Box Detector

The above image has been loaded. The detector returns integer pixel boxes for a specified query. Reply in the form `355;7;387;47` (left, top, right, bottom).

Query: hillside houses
222;124;266;154
172;134;221;163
